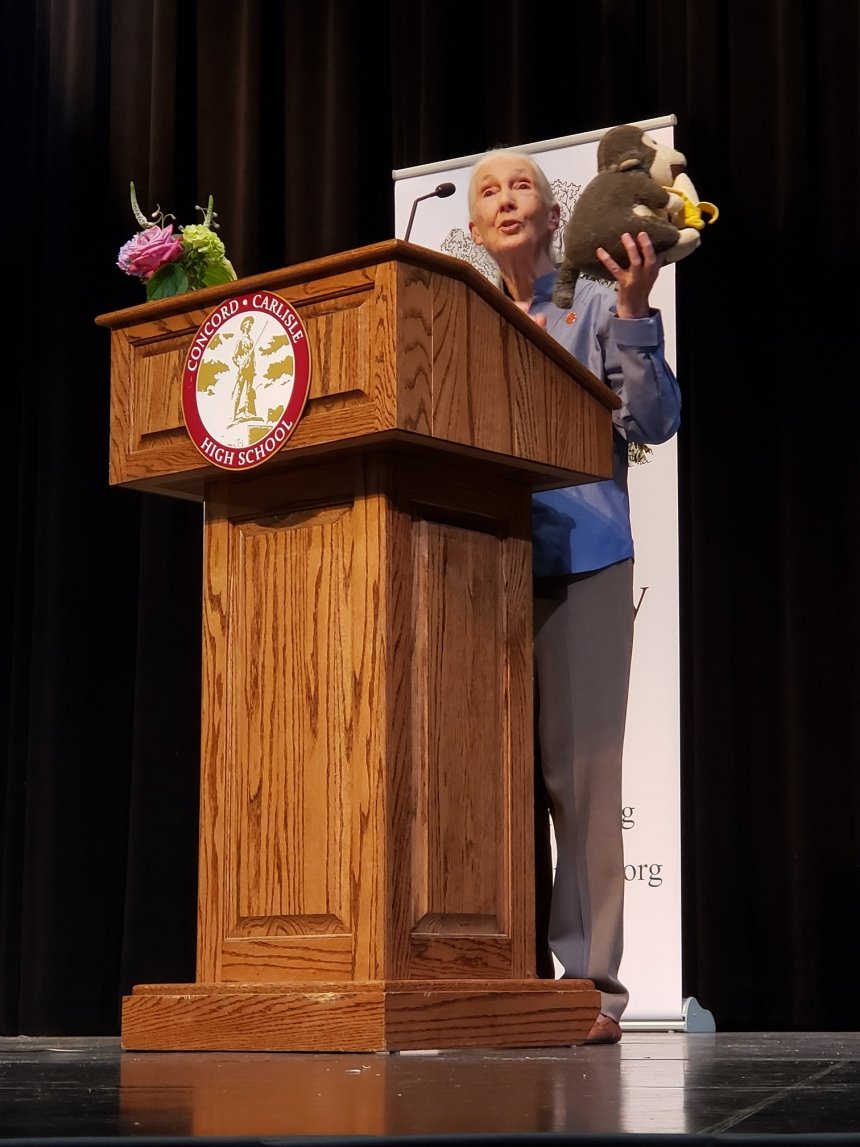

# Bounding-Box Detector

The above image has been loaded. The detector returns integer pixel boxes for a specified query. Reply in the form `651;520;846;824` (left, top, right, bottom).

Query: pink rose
117;224;184;280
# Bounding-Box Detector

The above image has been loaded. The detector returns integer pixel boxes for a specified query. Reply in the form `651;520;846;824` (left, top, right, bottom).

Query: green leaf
147;263;189;301
201;260;237;288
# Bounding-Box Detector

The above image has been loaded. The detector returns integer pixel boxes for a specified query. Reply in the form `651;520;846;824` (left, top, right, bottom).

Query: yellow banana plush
664;185;719;231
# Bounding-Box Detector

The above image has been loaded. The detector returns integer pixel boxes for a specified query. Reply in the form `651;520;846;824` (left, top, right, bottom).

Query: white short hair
467;148;555;217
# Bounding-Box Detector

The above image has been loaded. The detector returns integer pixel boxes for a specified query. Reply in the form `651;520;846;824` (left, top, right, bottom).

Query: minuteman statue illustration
231;315;259;421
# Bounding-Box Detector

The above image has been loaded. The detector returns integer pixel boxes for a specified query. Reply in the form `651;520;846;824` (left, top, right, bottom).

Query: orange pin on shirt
565;312;577;324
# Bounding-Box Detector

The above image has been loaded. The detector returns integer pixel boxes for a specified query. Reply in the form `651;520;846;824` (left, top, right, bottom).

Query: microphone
403;182;456;243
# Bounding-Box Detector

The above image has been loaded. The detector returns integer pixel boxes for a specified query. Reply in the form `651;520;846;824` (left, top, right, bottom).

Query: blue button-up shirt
529;271;681;576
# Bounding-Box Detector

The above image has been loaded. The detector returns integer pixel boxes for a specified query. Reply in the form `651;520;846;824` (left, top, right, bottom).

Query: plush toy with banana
552;123;718;309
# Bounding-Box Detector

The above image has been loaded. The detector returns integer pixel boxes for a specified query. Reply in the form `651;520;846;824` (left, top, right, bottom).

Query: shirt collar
531;269;559;304
499;269;559;306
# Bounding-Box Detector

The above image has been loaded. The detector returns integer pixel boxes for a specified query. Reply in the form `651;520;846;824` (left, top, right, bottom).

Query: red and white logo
181;290;311;471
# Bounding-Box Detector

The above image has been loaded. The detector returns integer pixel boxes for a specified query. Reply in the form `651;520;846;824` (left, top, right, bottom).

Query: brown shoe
584;1013;622;1045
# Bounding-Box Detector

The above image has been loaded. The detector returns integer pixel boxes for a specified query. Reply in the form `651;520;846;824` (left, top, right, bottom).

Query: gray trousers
533;558;634;1021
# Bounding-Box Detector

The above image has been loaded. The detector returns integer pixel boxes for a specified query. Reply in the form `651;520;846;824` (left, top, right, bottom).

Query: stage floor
1;1032;859;1142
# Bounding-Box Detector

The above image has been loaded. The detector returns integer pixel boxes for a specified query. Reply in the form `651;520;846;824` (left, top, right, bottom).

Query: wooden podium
96;240;619;1052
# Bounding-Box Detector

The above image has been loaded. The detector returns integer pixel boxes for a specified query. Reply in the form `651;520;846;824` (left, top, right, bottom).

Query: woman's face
468;155;559;263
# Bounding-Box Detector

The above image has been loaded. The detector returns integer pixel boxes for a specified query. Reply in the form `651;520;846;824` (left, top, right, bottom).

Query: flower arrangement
117;182;236;301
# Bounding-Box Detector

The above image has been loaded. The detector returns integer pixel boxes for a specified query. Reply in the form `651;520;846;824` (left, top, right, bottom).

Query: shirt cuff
609;309;664;348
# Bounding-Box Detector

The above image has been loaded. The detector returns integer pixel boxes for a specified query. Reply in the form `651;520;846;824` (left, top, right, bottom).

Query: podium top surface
96;240;619;413
97;240;620;497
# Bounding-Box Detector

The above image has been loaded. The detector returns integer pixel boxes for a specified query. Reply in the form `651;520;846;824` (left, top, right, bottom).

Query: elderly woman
468;149;682;1045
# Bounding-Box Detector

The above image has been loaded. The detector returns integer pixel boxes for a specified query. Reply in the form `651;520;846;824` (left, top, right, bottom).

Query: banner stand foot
620;998;716;1034
682;996;716;1032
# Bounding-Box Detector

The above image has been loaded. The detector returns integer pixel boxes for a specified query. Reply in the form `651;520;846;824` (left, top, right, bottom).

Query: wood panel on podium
96;240;620;1052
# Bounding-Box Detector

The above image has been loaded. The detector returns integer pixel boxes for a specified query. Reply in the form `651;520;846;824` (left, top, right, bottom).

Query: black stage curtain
2;0;858;1035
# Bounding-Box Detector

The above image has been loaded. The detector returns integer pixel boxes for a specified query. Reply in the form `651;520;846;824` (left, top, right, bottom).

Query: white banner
393;117;694;1026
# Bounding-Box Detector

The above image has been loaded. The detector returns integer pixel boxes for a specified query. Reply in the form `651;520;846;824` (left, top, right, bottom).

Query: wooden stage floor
1;1032;859;1143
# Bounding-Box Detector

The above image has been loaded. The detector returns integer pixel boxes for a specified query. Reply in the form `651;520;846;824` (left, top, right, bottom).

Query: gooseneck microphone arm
403;182;457;243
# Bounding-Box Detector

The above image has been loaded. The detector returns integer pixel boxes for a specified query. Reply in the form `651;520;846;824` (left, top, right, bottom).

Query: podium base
121;979;601;1052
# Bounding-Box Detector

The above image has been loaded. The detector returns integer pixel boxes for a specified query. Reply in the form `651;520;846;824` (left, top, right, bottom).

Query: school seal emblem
181;290;311;470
